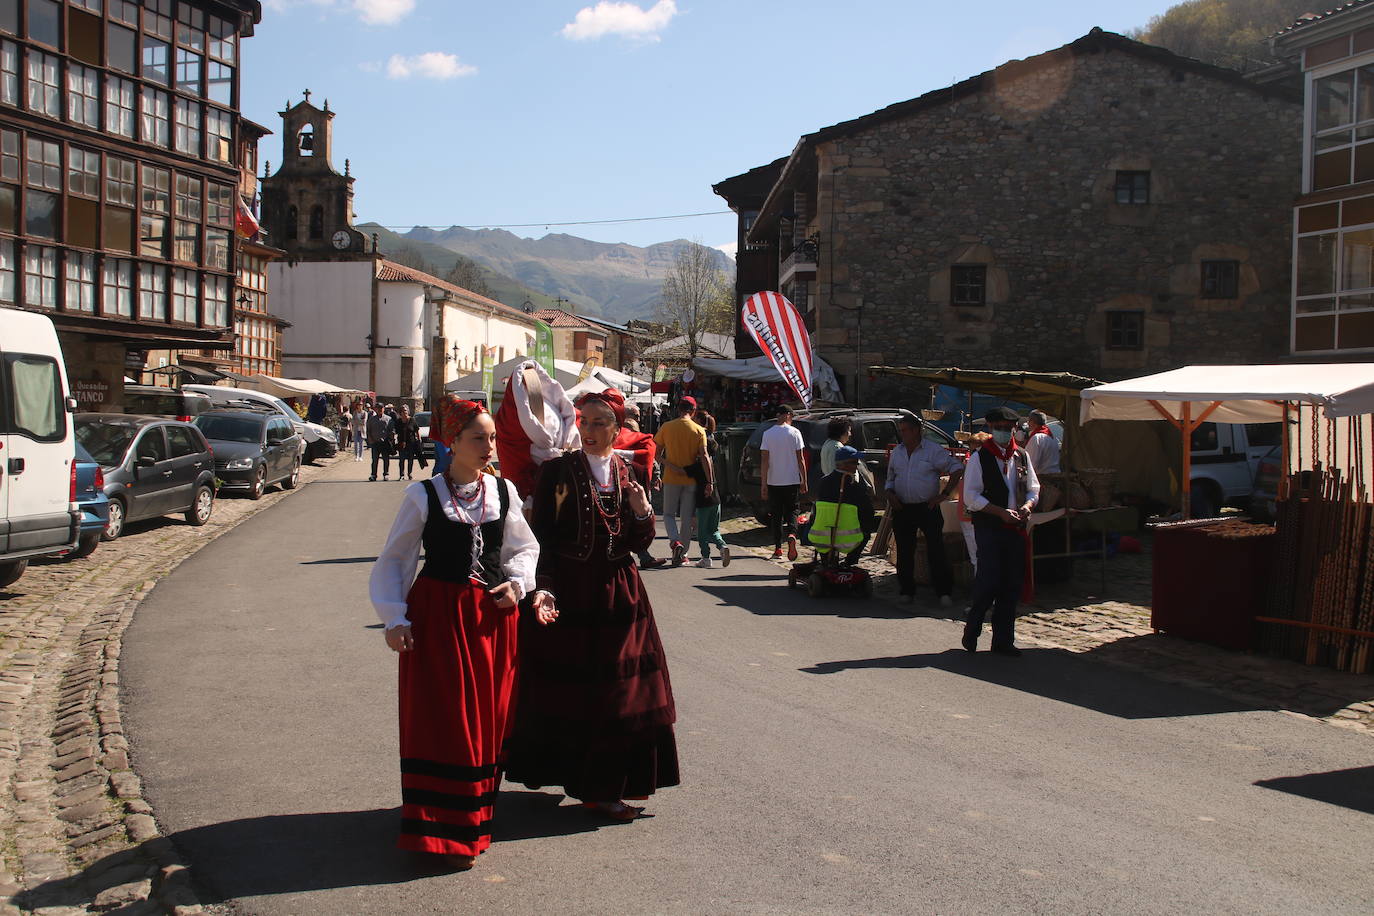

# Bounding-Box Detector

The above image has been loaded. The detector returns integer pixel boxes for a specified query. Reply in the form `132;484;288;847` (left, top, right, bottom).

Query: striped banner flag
740;291;814;407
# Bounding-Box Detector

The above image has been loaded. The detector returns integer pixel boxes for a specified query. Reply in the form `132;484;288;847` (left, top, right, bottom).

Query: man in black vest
961;407;1040;656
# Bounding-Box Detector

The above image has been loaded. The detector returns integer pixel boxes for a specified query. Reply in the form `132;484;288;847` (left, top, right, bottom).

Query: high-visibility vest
809;499;863;551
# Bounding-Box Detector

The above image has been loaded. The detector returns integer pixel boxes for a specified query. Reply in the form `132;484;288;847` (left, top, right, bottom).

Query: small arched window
286;205;298;240
296;124;314;157
309;205;324;240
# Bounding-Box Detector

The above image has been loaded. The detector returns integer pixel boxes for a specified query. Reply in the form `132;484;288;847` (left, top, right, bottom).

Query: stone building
1271;1;1374;357
714;29;1303;404
0;0;262;410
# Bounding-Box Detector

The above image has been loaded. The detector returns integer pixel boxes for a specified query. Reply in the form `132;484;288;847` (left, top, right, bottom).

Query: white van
181;384;336;460
1189;421;1284;517
0;307;79;587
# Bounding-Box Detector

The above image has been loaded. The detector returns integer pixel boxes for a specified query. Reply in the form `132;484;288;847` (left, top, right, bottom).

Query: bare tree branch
657;241;735;360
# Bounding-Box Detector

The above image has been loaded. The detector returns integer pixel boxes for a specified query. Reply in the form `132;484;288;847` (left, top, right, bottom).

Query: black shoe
368;476;377;481
961;631;978;653
991;645;1022;657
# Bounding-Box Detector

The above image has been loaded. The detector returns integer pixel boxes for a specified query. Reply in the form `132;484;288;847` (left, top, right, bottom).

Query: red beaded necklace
584;452;623;551
442;470;486;523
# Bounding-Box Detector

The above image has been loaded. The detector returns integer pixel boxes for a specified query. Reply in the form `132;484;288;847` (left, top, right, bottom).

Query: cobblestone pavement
717;513;1374;738
0;453;348;916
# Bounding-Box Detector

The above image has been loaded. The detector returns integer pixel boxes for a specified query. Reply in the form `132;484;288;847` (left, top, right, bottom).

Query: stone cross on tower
303;88;312;104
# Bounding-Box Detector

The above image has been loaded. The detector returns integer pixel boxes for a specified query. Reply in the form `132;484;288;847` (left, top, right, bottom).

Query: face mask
991;430;1013;446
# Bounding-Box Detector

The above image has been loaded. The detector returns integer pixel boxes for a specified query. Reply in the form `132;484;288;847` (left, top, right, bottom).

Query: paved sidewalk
0;453;350;916
718;514;1374;738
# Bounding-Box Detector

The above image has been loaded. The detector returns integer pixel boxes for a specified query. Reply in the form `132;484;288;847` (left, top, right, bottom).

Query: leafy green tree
1131;0;1319;71
444;255;494;299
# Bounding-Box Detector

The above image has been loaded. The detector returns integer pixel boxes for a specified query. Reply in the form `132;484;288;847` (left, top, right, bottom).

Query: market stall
239;374;364;398
1080;364;1374;672
690;355;845;422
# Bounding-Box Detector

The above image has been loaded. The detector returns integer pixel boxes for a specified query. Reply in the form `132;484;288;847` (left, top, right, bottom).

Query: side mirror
65;396;78;413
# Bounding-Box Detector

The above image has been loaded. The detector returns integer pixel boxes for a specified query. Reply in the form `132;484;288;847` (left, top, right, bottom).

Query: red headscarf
431;394;487;448
575;388;626;426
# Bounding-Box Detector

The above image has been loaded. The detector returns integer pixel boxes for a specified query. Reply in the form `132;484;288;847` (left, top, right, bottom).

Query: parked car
194;408;302;499
76;414;216;539
122;384;213;421
0;307;80;588
1188;422;1284;517
182;384;337;462
1248;444;1283;522
66;442;110;559
738;408;963;522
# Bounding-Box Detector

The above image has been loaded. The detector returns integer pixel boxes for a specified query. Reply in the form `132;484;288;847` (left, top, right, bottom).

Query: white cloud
385;52;477;80
261;0;413;25
560;0;677;42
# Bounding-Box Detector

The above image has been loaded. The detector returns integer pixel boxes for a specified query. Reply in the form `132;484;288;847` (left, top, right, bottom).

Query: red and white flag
741;291;814;407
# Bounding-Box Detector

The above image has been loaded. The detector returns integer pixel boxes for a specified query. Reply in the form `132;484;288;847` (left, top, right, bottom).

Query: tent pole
1282;401;1291;476
1182;402;1193;519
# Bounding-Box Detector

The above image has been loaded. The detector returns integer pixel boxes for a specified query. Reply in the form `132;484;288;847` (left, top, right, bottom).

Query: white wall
267;260;376;357
443;304;535;381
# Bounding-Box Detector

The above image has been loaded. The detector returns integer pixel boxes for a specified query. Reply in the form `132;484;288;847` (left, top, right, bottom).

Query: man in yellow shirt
654;397;712;565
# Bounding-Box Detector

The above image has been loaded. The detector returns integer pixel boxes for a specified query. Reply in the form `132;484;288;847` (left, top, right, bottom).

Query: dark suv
194;408;303;499
739;408;964;521
75;414;217;540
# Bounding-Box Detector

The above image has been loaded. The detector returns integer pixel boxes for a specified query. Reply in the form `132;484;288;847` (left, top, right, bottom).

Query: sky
244;0;1181;253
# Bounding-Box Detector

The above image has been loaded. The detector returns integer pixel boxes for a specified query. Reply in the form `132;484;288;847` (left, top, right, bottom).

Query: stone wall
813;48;1303;406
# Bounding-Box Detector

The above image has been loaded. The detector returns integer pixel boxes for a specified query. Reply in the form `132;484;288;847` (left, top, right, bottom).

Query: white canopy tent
691;355;846;404
1080;364;1374;517
241;375;364;398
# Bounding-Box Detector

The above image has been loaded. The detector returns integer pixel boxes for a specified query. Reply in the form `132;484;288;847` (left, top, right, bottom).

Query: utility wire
369;209;731;231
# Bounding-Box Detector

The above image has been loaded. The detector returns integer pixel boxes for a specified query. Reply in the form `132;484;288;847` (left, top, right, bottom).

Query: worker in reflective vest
809;446;877;564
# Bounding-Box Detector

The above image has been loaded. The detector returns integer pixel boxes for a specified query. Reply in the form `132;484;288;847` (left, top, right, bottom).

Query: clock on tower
332;230;352;250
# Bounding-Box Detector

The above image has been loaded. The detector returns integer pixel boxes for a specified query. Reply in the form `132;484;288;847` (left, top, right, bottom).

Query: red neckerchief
983;437;1018;463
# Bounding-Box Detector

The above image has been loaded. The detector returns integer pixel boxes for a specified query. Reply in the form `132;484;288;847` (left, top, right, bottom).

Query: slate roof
532;308;603;330
1272;2;1374;37
376;259;534;323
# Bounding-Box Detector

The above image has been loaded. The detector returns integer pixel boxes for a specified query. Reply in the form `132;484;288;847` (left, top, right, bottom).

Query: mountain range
358;223;735;323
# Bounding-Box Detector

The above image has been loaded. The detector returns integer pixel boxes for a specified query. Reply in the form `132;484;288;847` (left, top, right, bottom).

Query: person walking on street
690;410;729;568
654;397;709;566
760;404;806;561
962;406;1040;656
886;415;965;607
367;404;395;481
395;405;421;480
369;397;556;870
338;404;352;451
350;402;367;461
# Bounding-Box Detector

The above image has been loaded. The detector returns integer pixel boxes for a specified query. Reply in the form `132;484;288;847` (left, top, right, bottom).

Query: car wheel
282;458;300;490
102;498;126;541
0;559;27;588
806;573;826;598
249;464;266;500
185;484;214;526
70;532;100;559
303;441;318;465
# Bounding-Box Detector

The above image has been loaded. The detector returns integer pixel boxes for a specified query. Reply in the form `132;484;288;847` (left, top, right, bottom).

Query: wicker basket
1037;473;1066;512
1077;468;1118;508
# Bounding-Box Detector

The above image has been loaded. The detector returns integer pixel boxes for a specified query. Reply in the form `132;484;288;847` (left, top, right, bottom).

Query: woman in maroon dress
370;397;557;869
504;389;680;821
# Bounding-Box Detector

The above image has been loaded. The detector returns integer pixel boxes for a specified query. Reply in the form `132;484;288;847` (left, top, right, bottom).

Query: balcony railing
779;236;819;286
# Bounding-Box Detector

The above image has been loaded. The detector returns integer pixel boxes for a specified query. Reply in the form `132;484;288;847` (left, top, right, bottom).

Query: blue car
67;442;110;559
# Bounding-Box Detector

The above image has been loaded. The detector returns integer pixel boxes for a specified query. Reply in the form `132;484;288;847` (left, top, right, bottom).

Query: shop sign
533;320;555;375
73;377;110;407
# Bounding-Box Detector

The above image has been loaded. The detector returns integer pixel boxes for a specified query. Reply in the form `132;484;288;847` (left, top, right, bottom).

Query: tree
444;254;494;299
387;242;436;276
656;241;735;360
1130;0;1319;71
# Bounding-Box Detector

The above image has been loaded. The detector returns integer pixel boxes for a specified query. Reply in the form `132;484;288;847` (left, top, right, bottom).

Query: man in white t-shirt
1024;410;1061;474
759;404;807;560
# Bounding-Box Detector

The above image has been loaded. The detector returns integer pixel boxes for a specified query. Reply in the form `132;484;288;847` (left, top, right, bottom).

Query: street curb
3;454;349;915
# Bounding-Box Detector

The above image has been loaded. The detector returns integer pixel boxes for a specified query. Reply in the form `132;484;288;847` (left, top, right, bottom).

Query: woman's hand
385;624;414;653
489;581;519;609
533;590;559;625
626;479;652;517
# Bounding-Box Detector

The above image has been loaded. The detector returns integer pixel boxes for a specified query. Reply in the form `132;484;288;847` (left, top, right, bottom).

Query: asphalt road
123;458;1374;916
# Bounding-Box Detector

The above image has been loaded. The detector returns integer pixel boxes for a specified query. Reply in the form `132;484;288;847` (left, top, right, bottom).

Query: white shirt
1025;430;1061;474
886;439;964;504
963;446;1041;514
761;423;806;486
369;476;539;630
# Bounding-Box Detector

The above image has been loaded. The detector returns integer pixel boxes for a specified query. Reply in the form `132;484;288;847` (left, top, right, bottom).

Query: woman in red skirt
370;397;557;869
504;388;680;821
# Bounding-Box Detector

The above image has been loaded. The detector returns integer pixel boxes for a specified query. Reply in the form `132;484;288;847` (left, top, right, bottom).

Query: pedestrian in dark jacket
394;405;422;480
367;405;396;481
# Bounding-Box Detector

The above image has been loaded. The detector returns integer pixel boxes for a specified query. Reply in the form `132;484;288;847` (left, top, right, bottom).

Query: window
1190;422;1219;452
104;76;134;137
167;425;199;458
205;60;231;105
173;220;197;262
205;107;231;161
141;164;168;213
103;205;131;252
25;49;59;117
175;47;200;95
143;0;171;40
0;127;13;181
67;8;99;65
67;147;98;197
205;227;228;270
24;244;55;307
141;37;168;85
176;5;204;49
1200;260;1240;299
1244;423;1283;448
172;267;196;322
0;40;16;105
140;213;167;258
285;204;297;239
951;264;987;306
102;258;131;315
203;274;227;326
66;63;99;127
1106;310;1144;350
108;0;135;26
208;16;235;63
1312;65;1374;190
3;353;63;441
0;0;13;34
309;205;323;239
70;0;101;13
174;173;201;219
1115;170;1150;205
104;155;134;205
862;420;899;452
26;0;58;47
173;97;200;155
140;88;169;147
106;23;134;73
135;428;166;463
0;239;13;303
25;136;59;190
138;263;165;318
65;251;94;312
206;182;231;225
